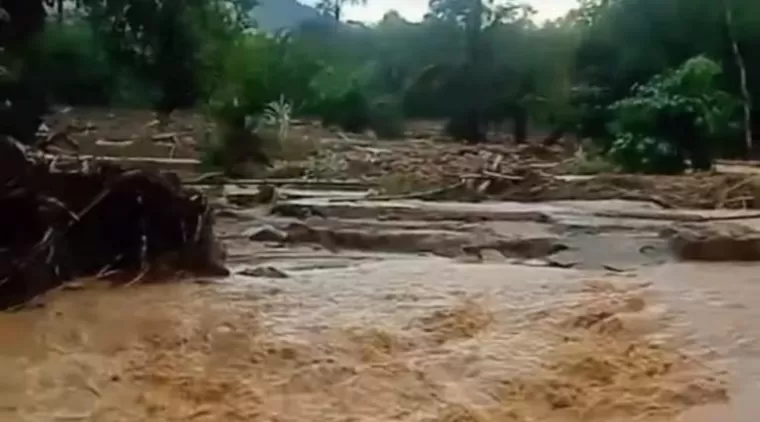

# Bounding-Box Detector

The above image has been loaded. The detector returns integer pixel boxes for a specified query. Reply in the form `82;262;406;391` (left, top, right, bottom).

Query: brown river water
1;260;757;422
2;199;760;421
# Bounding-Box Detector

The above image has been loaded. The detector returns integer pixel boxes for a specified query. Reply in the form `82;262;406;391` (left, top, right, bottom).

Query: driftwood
357;181;467;202
183;176;377;189
716;159;760;167
45;154;200;166
0;137;228;310
592;209;760;222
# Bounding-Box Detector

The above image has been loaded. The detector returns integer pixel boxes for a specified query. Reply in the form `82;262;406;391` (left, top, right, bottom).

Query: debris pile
0;137;227;309
493;172;760;210
42;108;207;159
301;141;568;189
294;138;760;209
42;109;760;210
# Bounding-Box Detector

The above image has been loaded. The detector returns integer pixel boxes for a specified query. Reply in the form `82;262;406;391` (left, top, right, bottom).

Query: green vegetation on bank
2;0;760;174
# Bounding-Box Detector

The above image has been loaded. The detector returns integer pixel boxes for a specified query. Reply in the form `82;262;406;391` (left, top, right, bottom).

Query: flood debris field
7;109;760;421
41;109;760;210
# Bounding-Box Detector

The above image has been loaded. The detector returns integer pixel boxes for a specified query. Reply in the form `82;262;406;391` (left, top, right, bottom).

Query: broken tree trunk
724;0;753;154
0;136;228;310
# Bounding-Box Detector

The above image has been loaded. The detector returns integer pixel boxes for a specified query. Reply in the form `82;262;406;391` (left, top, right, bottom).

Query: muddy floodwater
2;199;760;421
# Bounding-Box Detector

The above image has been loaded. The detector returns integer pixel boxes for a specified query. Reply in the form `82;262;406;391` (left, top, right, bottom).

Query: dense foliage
608;56;739;173
0;0;48;143
3;0;760;174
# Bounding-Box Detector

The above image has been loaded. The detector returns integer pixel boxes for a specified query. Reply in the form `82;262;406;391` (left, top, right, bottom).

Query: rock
662;222;760;261
193;279;222;285
544;258;578;269
226;194;258;207
453;254;483;264
246;225;290;242
270;203;326;219
283;222;318;242
61;281;88;291
487;238;569;259
238;266;290;279
479;249;509;263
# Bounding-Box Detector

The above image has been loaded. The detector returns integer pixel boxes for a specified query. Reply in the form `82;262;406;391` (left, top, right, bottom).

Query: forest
1;0;760;174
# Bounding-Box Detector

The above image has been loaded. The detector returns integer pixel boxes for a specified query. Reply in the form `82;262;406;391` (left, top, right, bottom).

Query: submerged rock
238;266;289;279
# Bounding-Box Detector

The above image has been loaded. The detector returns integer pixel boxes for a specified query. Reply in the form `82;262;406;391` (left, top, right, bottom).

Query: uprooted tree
0;139;230;309
0;0;229;310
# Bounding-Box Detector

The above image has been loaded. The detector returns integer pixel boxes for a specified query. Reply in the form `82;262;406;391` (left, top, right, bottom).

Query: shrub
201;95;319;177
608;133;685;174
32;21;114;105
206;33;322;118
313;80;372;133
309;63;376;133
607;56;739;173
566;141;620;174
201;97;271;177
369;95;405;139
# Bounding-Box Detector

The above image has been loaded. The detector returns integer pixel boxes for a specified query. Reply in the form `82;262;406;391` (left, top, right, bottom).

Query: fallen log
345;181;467;202
183;177;378;189
0;137;228;310
44;154;200;166
592;209;760;222
716;159;760;168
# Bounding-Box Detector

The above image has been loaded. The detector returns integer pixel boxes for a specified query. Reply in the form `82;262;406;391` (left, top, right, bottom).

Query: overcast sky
311;0;579;22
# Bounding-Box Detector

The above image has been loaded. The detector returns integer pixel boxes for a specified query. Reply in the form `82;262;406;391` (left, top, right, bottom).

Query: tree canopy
2;0;760;172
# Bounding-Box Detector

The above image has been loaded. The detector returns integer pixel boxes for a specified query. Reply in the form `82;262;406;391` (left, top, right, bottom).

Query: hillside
251;0;328;32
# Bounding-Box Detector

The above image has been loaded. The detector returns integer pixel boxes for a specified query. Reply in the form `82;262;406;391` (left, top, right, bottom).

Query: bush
201;95;320;177
205;35;277;115
607;56;739;173
29;21;161;107
369;95;405;139
310;64;372;133
32;22;114;105
207;34;322;118
313;85;405;138
566;141;620;174
201;97;271;177
608;133;685;174
317;84;372;132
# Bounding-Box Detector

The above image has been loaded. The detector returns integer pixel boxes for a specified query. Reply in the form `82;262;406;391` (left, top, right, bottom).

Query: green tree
78;0;257;110
0;0;48;143
608;56;739;173
413;0;537;142
573;0;760;156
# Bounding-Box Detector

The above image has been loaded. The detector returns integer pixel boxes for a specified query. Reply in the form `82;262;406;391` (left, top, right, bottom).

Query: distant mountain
251;0;330;32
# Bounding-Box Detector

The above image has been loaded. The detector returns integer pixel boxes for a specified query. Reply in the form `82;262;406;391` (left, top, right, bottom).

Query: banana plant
260;94;294;141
